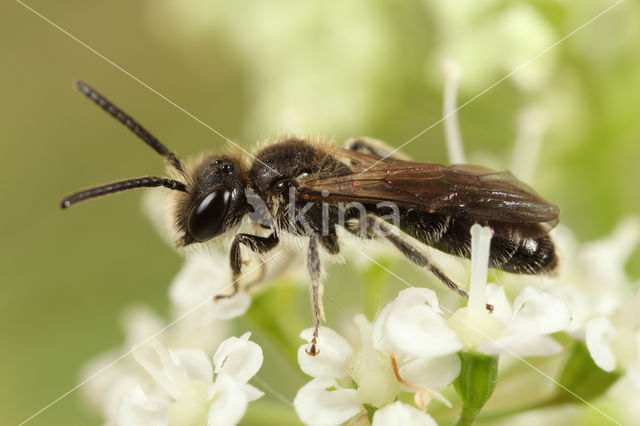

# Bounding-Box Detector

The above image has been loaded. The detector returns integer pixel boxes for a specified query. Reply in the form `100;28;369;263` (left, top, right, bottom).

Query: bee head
175;155;249;246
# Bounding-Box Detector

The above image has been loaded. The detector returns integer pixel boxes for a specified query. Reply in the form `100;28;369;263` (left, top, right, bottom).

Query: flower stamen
468;224;493;314
389;353;452;409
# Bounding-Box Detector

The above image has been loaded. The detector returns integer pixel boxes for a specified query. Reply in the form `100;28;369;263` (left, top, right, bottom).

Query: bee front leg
306;233;325;356
215;232;279;300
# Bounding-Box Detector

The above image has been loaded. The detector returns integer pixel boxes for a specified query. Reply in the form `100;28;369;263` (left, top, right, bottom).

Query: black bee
62;81;559;355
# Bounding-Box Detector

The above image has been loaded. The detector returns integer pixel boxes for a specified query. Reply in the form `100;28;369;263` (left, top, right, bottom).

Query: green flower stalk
454;351;499;426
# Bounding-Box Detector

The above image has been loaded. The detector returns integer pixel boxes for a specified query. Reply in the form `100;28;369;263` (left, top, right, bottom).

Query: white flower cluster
80;253;263;426
81;211;640;425
570;218;640;390
292;224;577;425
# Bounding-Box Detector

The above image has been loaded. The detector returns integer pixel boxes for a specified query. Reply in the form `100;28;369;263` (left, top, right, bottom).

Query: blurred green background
2;0;639;425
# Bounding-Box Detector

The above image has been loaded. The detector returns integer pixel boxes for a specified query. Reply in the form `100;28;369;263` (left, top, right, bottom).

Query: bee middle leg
306;233;325;356
215;232;279;300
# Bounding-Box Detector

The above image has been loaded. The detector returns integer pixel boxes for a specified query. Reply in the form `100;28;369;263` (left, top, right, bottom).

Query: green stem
454;352;499;426
456;405;481;426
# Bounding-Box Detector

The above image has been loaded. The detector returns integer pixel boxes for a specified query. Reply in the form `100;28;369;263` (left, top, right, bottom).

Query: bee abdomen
492;235;558;274
398;210;557;275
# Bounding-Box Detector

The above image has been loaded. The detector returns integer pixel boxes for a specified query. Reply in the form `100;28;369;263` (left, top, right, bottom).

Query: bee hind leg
363;215;471;300
215;232;279;300
345;137;412;161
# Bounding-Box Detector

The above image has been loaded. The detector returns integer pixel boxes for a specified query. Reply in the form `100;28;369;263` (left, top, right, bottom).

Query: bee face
176;155;249;246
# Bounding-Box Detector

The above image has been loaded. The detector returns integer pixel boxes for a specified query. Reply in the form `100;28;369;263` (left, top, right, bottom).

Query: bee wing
298;147;559;237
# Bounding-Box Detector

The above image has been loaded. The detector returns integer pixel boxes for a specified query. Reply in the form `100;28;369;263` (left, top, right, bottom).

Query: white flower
538;217;640;338
372;401;437;426
119;332;264;426
471;284;572;356
80;304;230;424
169;252;251;320
294;377;362;426
586;288;640;392
294;305;459;426
401;225;573;357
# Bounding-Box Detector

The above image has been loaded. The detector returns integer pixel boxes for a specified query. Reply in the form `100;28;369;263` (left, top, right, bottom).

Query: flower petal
351;315;399;408
170;254;228;310
244;384;265;402
371;401;437;426
122;305;166;347
374;289;462;357
211;293;252;320
117;385;171;426
480;334;562;357
509;287;572;336
578;217;640;287
169;348;213;383
168;380;211;426
79;349;135;419
627;365;640;394
294;378;361;426
298;327;354;379
207;375;249;426
214;333;263;383
133;340;186;399
166;309;229;354
399;353;461;391
485;284;512;325
586;317;618;372
169;254;251;320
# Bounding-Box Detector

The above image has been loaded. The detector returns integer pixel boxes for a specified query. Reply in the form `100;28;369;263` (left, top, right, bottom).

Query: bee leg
215;232;279;300
345;137;411;161
242;262;267;291
365;216;469;300
306;233;325;356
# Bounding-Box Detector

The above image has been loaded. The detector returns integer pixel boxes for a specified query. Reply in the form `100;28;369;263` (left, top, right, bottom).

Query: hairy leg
363;215;468;297
306;233;325;356
345;137;411;161
363;215;494;311
215;232;279;300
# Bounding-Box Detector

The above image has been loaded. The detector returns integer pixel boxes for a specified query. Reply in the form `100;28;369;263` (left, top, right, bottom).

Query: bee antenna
75;80;185;173
61;176;187;209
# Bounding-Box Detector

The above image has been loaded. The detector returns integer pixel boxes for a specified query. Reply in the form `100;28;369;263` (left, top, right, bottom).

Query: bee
62;81;559;355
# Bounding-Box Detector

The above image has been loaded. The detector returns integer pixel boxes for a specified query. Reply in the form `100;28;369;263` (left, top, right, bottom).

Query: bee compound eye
187;187;231;242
